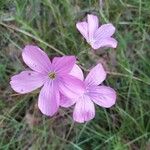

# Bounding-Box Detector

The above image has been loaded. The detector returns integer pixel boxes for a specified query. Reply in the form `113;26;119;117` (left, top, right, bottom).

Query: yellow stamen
48;72;56;79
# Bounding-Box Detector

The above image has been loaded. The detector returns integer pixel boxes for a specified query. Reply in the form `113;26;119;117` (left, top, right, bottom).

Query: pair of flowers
10;14;117;123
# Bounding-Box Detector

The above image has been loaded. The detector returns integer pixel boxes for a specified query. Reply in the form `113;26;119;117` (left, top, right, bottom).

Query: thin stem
0;22;65;56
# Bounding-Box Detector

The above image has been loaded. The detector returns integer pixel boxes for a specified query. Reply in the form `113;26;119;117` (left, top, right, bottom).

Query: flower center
48;72;56;79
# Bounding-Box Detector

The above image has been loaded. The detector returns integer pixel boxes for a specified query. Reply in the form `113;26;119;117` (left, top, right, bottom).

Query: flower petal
88;85;116;108
73;95;95;123
92;37;118;49
38;80;60;116
22;45;51;73
94;23;116;39
58;75;85;99
10;71;46;94
60;94;76;108
52;56;76;74
76;22;88;41
52;57;60;63
87;14;99;40
70;64;84;81
85;63;106;86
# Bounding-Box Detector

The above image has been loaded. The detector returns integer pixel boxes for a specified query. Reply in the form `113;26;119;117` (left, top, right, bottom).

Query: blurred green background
0;0;150;149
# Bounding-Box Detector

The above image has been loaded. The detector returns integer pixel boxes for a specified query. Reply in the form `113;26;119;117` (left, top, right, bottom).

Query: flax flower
60;63;116;123
10;45;84;116
76;14;117;49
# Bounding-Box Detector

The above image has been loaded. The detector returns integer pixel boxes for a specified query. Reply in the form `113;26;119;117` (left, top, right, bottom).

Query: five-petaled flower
60;63;116;123
76;14;118;49
10;45;85;116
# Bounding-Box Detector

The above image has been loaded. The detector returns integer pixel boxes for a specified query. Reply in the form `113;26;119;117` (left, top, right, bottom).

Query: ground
0;0;150;149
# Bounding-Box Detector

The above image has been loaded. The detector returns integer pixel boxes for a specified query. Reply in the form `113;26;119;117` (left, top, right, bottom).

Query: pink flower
60;64;116;123
10;45;84;116
76;14;117;49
